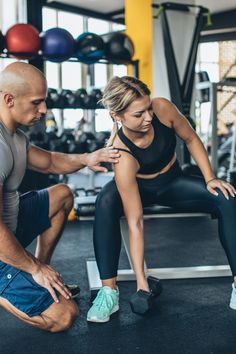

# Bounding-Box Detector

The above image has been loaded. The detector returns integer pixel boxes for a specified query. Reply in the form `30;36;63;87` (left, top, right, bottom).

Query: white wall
152;0;196;98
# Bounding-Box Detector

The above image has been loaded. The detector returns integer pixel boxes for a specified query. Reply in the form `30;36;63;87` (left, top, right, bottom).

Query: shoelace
93;289;114;311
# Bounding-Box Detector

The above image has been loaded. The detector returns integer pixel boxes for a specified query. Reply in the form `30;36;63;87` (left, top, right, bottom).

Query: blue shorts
0;189;55;317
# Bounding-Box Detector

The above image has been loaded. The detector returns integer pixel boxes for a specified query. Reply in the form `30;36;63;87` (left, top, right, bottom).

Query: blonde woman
87;76;236;323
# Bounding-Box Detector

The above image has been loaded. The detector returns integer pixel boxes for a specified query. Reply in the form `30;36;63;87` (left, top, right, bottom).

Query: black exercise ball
102;32;134;64
75;32;105;64
0;31;5;53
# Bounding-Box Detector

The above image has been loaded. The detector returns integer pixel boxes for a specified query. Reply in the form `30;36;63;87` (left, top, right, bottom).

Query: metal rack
196;80;236;174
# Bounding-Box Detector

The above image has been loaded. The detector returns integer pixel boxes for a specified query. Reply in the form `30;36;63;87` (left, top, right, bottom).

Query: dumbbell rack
75;195;231;296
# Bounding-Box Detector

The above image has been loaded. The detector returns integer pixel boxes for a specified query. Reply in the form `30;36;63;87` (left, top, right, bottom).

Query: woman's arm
113;152;148;290
152;97;236;198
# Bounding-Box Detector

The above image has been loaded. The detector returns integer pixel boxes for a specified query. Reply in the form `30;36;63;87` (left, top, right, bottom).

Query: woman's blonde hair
101;76;150;146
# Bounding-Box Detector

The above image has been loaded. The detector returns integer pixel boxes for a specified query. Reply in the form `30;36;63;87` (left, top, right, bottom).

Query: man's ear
4;93;14;107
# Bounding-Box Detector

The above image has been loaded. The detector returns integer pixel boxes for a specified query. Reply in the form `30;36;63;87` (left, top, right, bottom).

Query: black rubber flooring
1;217;236;354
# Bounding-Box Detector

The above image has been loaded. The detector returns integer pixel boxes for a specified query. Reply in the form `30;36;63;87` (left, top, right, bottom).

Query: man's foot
87;286;119;323
66;284;80;299
229;283;236;309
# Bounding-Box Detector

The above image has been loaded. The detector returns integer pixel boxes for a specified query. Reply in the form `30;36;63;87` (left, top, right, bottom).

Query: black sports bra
117;114;176;174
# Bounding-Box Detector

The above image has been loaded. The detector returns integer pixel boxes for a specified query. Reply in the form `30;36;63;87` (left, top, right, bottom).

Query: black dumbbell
129;276;162;315
89;88;103;109
147;276;162;298
75;88;92;109
46;88;58;109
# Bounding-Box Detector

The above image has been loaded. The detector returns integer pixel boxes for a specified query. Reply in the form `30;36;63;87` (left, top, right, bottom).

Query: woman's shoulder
152;97;173;113
152;97;175;127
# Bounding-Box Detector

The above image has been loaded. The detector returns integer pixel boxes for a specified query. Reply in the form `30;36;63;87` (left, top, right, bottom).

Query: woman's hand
206;178;236;199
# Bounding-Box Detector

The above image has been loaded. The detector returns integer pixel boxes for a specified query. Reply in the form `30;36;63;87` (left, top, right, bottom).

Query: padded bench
74;196;231;295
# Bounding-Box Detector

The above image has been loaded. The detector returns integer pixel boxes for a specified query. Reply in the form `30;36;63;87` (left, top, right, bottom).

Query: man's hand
32;263;72;303
85;146;120;172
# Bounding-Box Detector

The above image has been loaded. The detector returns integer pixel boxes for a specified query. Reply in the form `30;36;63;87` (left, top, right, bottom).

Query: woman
87;76;236;323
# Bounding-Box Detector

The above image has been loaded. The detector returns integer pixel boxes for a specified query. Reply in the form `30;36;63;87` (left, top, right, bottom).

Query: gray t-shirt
0;122;30;233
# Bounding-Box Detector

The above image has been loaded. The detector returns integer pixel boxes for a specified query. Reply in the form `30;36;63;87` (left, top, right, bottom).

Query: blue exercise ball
41;27;75;63
75;32;105;64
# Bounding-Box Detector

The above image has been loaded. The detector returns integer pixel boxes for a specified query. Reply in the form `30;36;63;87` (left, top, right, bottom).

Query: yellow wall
125;0;153;91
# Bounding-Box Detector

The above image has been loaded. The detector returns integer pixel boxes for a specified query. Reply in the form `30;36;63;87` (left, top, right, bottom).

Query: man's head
0;62;47;128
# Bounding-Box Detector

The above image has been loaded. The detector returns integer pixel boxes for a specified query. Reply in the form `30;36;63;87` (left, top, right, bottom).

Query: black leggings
93;161;236;279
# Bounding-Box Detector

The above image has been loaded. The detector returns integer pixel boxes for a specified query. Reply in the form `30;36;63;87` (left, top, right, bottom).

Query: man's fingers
47;284;60;303
92;166;108;173
53;282;72;300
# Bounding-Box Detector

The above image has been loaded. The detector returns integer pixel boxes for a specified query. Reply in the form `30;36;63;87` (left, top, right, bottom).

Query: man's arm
27;145;120;174
0;186;37;271
0;185;72;302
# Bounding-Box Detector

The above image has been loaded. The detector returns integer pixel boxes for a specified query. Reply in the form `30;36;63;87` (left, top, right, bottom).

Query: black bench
74;195;231;295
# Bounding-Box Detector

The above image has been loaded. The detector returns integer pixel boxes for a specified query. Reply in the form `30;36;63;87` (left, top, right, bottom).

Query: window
0;0;27;70
42;7;128;132
197;42;219;82
88;18;110;35
95;109;113;132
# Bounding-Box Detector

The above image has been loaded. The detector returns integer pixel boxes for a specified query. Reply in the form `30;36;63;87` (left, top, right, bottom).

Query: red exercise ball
5;23;41;59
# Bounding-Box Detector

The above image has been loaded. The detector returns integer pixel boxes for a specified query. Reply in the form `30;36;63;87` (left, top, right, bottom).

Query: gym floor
1;216;236;354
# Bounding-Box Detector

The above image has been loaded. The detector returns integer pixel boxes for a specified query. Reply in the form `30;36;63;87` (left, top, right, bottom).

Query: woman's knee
96;184;122;215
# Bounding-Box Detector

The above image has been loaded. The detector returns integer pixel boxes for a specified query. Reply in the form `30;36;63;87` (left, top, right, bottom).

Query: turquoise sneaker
87;286;119;323
229;283;236;309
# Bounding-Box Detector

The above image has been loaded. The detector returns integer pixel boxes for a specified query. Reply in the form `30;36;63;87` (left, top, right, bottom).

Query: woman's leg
93;179;124;289
87;180;123;322
155;174;236;280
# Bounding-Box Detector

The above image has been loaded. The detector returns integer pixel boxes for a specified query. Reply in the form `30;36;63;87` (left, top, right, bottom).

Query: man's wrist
80;153;89;167
25;251;41;275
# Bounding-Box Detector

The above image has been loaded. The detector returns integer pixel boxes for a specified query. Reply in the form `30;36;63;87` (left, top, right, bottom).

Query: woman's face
118;95;153;133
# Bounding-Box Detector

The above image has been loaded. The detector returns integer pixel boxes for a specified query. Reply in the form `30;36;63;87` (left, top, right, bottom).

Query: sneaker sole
87;304;119;323
229;302;236;310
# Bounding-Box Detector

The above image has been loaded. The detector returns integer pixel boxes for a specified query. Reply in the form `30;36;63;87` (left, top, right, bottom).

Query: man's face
12;79;47;126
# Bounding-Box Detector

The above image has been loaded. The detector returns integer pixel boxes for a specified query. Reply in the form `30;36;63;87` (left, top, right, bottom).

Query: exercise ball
5;23;40;59
102;32;134;64
74;32;104;64
0;31;5;53
41;27;75;63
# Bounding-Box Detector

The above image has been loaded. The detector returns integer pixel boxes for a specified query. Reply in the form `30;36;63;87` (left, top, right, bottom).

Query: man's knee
53;183;74;212
43;300;79;333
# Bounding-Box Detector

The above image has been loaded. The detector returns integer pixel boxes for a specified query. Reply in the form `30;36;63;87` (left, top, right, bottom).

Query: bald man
0;62;120;332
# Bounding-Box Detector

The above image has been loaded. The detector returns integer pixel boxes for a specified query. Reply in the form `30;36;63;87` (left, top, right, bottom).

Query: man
0;62;120;332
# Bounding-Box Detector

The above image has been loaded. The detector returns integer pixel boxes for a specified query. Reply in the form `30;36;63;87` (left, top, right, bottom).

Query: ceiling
46;0;125;14
46;0;236;14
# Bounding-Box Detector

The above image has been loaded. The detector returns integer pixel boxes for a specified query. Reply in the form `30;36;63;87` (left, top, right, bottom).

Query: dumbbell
89;88;103;109
129;276;162;315
60;89;76;108
75;88;93;109
46;88;58;109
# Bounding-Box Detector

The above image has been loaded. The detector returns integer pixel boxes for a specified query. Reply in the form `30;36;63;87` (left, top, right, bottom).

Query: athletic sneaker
87;286;119;323
66;284;80;299
229;283;236;309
